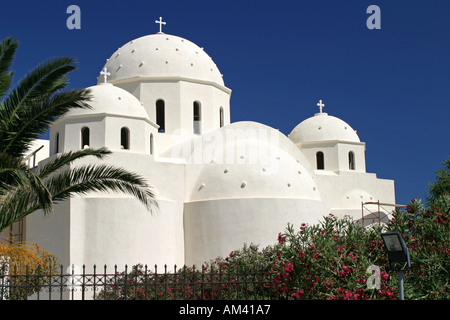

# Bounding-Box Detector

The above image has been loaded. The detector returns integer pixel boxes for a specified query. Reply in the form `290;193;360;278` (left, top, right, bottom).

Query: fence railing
0;263;274;300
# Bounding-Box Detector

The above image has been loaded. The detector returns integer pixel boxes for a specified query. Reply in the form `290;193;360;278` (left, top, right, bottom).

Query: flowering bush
211;196;449;300
265;196;448;299
387;196;449;299
269;216;397;300
0;240;59;300
95;197;449;300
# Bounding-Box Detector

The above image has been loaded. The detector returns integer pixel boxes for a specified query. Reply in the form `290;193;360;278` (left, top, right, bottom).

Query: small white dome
64;83;149;120
98;34;224;87
289;113;360;144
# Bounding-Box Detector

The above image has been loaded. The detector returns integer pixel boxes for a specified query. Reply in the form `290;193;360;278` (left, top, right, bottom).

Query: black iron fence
0;263;274;300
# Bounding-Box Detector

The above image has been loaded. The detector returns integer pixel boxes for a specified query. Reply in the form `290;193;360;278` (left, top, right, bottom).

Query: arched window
150;133;154;155
81;127;90;149
219;107;224;127
193;101;201;134
349;151;355;170
55;132;60;154
316;151;324;170
156;99;165;133
121;127;130;150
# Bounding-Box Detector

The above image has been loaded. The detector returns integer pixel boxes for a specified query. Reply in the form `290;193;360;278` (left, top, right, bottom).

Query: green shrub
95;197;449;300
215;196;449;300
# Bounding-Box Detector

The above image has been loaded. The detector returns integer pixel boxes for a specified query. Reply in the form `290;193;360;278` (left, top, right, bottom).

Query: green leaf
45;164;158;212
36;147;111;179
0;36;19;99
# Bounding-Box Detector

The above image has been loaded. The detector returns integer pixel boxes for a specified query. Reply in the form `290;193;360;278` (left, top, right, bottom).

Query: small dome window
55;132;60;154
81;127;90;149
121;127;130;150
193;101;201;134
219;107;224;128
150;133;154;155
349;151;355;170
156;99;165;133
316;151;324;170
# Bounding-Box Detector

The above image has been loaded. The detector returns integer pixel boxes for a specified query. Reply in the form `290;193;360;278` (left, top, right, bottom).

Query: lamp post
381;232;411;300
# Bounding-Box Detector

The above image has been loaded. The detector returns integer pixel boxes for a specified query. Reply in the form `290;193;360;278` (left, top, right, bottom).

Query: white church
19;20;396;268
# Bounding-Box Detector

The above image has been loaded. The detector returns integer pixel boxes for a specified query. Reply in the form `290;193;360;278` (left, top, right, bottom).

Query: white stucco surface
99;33;225;87
22;31;396;269
289;112;360;144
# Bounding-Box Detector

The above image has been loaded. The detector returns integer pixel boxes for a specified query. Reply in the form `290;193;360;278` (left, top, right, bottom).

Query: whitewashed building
22;25;396;268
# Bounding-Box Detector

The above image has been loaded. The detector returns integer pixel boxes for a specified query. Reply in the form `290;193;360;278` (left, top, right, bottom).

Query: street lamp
381;232;411;300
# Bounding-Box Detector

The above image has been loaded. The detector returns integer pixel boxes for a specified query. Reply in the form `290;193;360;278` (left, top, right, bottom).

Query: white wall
69;197;184;270
117;80;231;153
25;200;71;266
314;170;396;219
184;198;330;266
25;152;186;270
299;141;366;173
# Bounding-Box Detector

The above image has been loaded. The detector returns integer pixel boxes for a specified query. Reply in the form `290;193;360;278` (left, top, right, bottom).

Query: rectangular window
193;101;201;134
156;100;165;133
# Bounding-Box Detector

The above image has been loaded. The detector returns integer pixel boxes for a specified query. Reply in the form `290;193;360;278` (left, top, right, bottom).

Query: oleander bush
230;196;449;300
96;195;448;300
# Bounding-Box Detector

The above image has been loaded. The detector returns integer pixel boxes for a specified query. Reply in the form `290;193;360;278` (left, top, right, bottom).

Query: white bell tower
98;29;232;153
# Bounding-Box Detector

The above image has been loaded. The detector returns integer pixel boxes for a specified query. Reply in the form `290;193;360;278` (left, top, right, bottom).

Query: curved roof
98;33;225;87
289;113;360;144
63;83;149;120
164;121;323;202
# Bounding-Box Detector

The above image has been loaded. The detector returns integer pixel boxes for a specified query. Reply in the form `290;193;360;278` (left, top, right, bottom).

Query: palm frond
0;172;52;215
36;147;111;179
0;165;30;192
0;151;29;184
46;164;158;212
0;163;158;231
0;185;41;231
0;36;18;99
1;88;92;157
0;37;159;232
0;56;75;113
0;55;92;156
0;151;53;215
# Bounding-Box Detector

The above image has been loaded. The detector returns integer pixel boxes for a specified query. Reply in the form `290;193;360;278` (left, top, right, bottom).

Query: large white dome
289;113;360;145
98;33;225;87
165;121;323;202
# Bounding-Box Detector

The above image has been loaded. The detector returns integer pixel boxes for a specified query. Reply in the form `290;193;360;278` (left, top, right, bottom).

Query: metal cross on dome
317;99;325;113
100;67;110;83
155;16;166;34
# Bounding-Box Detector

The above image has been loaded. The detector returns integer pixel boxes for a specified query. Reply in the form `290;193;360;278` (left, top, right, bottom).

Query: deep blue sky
1;0;449;207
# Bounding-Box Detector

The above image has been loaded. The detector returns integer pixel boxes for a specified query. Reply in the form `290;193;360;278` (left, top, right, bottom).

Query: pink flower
282;262;294;273
291;289;304;299
348;253;358;260
278;233;285;244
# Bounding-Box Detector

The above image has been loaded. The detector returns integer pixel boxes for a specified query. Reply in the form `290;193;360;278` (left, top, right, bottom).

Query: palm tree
0;36;157;232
